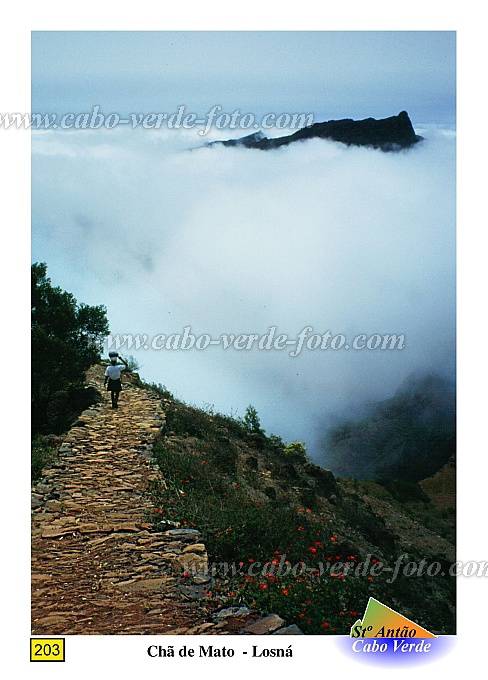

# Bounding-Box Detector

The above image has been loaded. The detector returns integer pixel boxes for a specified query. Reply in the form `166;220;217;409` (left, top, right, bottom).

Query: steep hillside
321;373;455;482
32;364;455;636
145;372;455;634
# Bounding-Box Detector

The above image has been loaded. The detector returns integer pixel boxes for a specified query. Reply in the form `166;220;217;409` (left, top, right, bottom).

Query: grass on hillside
147;390;456;635
147;397;381;634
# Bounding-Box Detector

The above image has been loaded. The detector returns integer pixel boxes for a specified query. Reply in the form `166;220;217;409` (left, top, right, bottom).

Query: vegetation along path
31;365;214;635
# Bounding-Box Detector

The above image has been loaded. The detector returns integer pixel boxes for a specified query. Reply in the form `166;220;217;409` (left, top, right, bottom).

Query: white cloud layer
32;125;455;464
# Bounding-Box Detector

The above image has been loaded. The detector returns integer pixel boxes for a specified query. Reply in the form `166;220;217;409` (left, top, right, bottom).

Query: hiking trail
31;365;215;635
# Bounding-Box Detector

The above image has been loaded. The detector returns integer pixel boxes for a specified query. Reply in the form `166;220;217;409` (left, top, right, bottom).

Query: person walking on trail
104;355;129;409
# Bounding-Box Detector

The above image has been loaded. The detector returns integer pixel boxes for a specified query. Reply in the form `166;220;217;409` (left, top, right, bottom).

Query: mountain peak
208;111;422;152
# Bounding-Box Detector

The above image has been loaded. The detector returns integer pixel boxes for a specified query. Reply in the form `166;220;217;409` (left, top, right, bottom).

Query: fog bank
32;124;455;465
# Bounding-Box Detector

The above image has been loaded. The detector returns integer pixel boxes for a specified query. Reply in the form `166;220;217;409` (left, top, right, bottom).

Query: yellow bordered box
30;638;65;662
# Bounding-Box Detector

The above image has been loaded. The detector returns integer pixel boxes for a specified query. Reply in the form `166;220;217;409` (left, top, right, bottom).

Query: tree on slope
32;262;109;433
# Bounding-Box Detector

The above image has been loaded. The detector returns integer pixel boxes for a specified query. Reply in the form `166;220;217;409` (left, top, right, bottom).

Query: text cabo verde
352;639;432;653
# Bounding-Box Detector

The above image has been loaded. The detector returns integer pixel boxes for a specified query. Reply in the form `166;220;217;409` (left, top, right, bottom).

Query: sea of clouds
32;123;455;465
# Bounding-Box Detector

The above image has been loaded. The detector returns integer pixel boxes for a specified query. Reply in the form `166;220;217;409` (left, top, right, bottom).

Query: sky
32;31;456;124
31;31;456;465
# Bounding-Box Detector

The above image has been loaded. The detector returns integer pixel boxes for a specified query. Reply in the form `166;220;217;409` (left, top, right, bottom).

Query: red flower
322;622;329;628
259;583;267;590
281;589;289;596
308;547;317;554
248;558;254;563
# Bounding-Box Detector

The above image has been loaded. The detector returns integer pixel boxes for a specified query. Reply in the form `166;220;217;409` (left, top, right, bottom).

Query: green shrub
125;354;141;372
32;435;58;482
224;566;373;634
212;412;248;440
44;385;102;434
142;382;174;400
164;402;213;439
243;405;263;434
284;441;309;463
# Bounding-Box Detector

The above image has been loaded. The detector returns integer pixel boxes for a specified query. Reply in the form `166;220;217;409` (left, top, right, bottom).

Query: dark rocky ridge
209;111;422;152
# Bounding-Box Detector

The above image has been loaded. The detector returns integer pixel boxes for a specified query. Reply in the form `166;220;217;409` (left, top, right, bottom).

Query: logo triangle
350;597;437;638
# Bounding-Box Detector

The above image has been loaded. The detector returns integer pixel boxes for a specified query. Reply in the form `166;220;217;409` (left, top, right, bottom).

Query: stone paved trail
31;366;214;635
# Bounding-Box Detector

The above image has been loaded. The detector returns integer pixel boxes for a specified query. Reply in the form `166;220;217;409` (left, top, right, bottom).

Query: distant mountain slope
321;373;456;481
420;455;456;510
208;111;422;151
